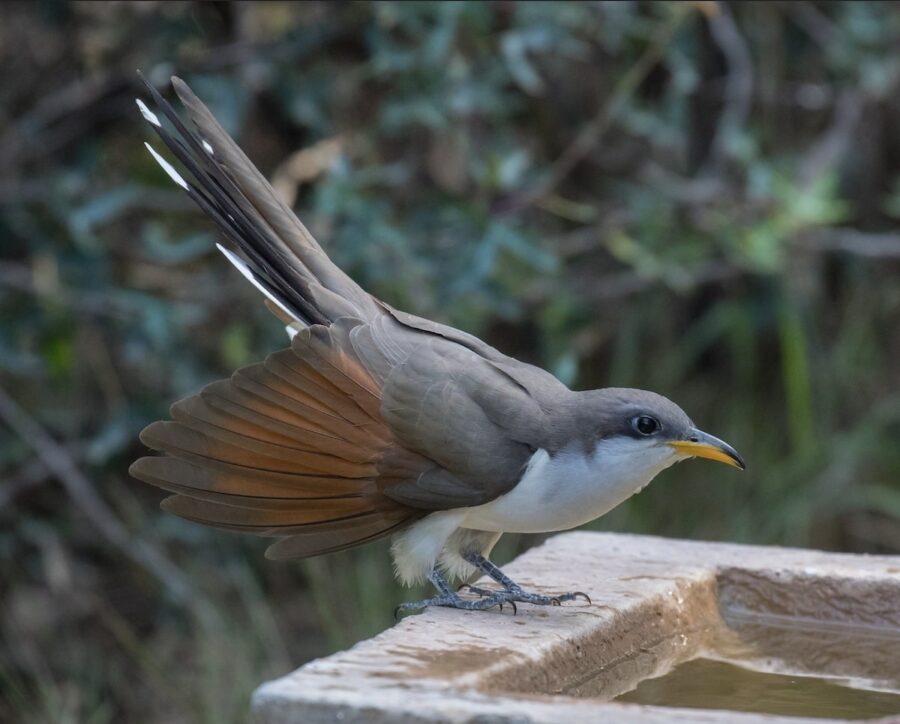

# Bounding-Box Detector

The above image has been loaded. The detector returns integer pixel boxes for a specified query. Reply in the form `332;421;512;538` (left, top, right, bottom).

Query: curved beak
668;429;745;470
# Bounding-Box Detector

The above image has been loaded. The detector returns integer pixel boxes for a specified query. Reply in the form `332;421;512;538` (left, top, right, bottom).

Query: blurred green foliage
2;1;900;722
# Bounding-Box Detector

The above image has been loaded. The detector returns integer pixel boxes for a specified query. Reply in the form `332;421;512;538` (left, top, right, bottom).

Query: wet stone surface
252;533;900;724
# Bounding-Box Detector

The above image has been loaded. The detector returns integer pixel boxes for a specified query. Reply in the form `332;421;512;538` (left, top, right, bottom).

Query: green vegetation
2;2;899;722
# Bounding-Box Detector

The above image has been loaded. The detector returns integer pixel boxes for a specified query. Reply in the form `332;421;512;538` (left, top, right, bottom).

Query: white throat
461;437;684;534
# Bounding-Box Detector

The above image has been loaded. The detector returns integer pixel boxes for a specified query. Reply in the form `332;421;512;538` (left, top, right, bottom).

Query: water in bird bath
616;657;900;720
564;605;900;719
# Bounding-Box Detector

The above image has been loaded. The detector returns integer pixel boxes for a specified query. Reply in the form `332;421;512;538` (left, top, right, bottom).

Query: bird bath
573;597;900;719
252;533;900;723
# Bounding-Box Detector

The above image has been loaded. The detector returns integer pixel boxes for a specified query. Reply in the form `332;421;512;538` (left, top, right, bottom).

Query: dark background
2;2;900;722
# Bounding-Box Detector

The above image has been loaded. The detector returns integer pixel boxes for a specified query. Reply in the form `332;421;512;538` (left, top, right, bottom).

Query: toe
554;590;592;605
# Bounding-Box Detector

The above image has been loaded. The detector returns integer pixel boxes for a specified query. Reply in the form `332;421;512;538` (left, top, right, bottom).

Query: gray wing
351;312;572;510
142;75;573;514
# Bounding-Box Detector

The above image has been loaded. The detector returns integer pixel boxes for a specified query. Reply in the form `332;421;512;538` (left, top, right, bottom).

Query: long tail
136;74;379;327
130;77;427;558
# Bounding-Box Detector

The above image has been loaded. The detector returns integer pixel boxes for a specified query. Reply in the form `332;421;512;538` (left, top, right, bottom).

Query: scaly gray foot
459;583;591;609
394;591;511;618
459;551;591;610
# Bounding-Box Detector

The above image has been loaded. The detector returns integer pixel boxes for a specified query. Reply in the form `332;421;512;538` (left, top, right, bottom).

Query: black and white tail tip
134;79;308;340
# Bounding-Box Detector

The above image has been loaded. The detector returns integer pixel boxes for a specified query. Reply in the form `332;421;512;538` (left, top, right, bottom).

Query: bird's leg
461;552;591;606
429;567;453;595
394;568;509;618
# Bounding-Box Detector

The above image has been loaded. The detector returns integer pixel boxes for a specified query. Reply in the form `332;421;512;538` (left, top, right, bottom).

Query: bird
129;75;744;615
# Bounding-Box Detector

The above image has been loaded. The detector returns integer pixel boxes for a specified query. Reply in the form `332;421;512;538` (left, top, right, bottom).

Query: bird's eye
632;415;660;436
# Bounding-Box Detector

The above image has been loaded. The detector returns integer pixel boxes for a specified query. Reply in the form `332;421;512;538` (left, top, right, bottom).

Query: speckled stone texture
251;532;900;724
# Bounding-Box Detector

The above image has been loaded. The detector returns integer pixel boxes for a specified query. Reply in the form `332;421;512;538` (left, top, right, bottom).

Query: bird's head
582;388;745;476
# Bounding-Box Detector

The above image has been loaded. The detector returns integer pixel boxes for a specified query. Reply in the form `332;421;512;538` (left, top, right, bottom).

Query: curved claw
478;597;505;613
550;598;561;606
457;582;478;595
573;591;592;604
459;583;497;599
509;600;517;616
394;600;432;619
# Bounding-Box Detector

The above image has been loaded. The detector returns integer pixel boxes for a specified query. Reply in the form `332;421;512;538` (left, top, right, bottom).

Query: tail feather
139;83;327;326
167;77;325;258
214;243;297;321
138;74;379;327
131;76;433;559
171;76;381;323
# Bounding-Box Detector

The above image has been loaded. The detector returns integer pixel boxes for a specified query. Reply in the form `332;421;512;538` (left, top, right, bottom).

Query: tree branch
498;6;690;216
0;385;196;605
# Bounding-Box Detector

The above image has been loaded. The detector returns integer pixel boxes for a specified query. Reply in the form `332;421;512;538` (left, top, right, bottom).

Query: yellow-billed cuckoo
130;77;744;615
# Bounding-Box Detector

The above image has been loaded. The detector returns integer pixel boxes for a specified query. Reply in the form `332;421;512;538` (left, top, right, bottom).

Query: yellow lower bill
668;440;743;468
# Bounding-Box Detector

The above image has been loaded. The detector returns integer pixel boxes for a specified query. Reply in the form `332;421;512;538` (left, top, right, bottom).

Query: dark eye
632;415;660;436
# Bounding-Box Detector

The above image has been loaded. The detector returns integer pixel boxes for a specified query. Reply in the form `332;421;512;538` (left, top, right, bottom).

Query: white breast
460;438;683;534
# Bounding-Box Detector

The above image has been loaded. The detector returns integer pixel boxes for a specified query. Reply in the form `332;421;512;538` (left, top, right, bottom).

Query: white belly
461;439;681;534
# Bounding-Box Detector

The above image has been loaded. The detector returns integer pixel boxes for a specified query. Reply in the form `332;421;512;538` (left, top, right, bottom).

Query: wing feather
133;77;581;562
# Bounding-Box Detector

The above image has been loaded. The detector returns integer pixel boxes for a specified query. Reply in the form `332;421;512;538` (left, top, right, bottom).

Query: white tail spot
135;99;161;127
144;143;188;190
215;244;298;321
